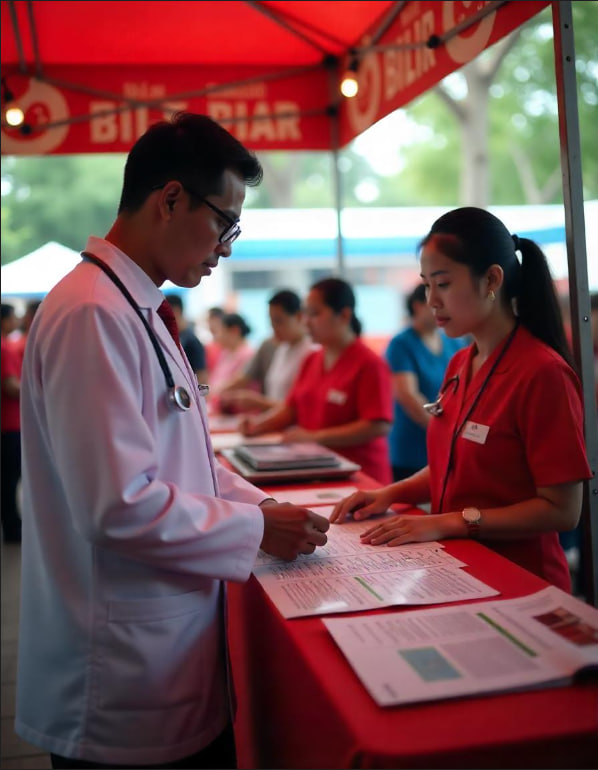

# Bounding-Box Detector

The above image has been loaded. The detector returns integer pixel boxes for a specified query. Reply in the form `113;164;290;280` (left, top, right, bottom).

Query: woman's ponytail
517;237;575;370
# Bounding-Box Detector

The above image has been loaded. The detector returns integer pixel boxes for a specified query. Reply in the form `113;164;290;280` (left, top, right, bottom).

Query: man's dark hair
1;303;15;321
118;112;263;213
406;284;427;317
165;293;184;313
269;289;301;315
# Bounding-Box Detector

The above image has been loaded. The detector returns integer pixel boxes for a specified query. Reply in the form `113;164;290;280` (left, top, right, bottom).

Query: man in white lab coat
15;113;329;769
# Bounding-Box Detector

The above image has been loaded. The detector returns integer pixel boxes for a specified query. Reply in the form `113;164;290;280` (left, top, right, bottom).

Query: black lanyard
437;322;520;512
81;251;192;412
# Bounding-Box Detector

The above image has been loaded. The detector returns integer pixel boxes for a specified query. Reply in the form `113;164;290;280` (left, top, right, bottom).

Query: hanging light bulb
2;78;25;127
340;56;360;99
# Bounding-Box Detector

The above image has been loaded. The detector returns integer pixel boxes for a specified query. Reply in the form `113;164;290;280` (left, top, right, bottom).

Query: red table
226;472;598;769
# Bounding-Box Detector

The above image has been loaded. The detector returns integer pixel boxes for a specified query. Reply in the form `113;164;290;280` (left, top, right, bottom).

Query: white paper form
267;486;358;506
323;585;598;707
208;414;241;432
254;564;497;619
254;515;445;568
210;432;283;452
252;504;496;618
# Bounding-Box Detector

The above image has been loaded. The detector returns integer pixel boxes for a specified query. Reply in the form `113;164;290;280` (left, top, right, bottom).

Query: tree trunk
460;67;490;207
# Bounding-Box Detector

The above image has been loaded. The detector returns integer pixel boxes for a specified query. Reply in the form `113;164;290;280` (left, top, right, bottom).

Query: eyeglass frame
151;183;241;244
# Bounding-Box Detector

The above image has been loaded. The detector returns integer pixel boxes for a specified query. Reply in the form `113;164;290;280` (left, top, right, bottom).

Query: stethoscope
423;375;460;417
435;322;520;512
82;252;195;413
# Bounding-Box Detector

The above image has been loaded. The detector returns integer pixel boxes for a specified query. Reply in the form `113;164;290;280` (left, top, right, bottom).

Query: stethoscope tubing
81;252;191;412
436;322;520;512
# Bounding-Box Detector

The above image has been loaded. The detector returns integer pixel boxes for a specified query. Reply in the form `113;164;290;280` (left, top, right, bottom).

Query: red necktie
157;300;181;348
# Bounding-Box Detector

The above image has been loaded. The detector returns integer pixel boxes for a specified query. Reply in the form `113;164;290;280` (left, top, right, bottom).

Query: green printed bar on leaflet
354;576;384;601
478;613;537;657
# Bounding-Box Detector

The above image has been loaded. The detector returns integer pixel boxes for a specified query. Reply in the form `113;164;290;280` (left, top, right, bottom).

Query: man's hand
259;502;330;561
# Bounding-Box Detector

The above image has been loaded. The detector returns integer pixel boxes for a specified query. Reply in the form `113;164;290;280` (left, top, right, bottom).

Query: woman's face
268;304;304;343
420;238;489;339
304;289;345;346
219;324;242;350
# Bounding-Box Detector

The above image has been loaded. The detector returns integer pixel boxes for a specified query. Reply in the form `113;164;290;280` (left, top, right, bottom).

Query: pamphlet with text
323;585;598;706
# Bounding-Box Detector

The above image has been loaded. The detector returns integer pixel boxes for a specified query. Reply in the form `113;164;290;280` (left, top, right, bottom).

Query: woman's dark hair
222;312;251;338
118;112;263;213
268;289;301;315
419;207;574;369
310;277;362;336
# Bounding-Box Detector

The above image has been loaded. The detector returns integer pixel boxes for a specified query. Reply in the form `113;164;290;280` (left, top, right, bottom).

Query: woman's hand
239;415;260;437
360;512;451;546
330;489;391;524
283;426;316;443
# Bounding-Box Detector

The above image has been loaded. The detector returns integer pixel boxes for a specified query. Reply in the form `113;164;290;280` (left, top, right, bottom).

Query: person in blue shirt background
386;283;467;481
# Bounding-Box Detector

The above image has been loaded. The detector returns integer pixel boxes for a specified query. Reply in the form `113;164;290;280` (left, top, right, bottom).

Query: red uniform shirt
427;325;591;591
287;339;393;483
1;337;21;432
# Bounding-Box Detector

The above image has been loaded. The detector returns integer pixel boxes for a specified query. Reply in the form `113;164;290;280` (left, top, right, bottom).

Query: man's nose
217;241;233;260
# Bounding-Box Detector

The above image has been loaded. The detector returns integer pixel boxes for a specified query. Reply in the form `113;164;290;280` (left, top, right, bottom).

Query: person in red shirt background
1;302;23;543
241;277;393;484
12;300;42;366
331;207;591;593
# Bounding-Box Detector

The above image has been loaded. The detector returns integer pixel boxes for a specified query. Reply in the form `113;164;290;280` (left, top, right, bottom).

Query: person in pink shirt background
207;312;254;413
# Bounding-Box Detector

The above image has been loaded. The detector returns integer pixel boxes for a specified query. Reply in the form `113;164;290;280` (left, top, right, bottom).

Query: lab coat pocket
98;590;210;710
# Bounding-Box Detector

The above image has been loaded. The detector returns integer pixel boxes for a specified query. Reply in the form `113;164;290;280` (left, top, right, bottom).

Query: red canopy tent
1;0;547;154
1;1;596;601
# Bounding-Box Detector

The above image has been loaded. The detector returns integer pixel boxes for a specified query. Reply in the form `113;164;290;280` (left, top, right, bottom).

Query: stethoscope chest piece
169;385;192;412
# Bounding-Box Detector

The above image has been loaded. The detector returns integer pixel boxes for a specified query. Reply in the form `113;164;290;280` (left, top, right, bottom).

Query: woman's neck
472;313;517;366
323;332;356;367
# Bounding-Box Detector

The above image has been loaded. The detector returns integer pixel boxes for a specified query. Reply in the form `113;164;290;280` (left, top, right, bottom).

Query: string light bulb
2;78;25;127
340;56;360;98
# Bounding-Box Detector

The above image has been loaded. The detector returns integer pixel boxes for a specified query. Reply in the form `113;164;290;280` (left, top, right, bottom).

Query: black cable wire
437;322;520;513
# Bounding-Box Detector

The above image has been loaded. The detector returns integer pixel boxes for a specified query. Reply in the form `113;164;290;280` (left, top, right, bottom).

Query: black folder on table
234;442;341;471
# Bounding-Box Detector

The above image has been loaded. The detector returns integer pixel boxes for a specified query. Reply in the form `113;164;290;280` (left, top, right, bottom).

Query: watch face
463;508;481;523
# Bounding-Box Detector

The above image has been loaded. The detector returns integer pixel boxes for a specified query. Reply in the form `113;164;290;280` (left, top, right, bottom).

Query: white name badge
462;420;490;445
327;389;347;405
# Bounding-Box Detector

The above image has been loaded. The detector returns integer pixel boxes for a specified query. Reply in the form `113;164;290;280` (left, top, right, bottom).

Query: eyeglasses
423;375;460;417
151;183;241;244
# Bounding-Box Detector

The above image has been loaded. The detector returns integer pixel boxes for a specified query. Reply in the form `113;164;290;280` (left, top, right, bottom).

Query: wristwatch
462;507;482;538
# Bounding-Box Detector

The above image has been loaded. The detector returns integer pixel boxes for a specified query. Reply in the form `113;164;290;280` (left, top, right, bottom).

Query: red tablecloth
227;473;598;769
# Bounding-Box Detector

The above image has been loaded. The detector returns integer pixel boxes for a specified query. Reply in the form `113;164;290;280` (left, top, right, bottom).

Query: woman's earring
488;289;496;302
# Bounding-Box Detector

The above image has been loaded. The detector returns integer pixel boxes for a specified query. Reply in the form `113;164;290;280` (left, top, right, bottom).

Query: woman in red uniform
331;207;591;592
240;278;393;484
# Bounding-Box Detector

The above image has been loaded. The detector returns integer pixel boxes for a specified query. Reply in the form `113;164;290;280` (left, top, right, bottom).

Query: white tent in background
1;241;189;303
1;241;81;298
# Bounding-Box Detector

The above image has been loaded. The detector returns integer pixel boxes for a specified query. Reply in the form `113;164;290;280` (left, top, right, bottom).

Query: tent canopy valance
1;0;548;154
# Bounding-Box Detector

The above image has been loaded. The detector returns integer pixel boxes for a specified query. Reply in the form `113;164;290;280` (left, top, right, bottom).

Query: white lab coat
15;237;266;765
